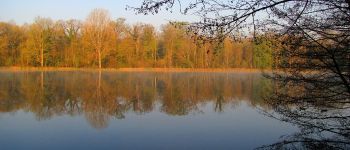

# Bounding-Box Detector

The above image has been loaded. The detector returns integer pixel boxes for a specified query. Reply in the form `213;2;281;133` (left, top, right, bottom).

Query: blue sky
0;0;196;28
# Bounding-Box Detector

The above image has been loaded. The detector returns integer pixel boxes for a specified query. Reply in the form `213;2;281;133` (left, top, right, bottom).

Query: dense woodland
0;9;273;69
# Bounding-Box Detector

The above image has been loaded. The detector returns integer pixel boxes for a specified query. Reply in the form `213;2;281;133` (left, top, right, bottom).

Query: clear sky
0;0;197;28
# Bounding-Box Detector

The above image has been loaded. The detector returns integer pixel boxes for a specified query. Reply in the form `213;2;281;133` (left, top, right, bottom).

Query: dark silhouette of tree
130;0;350;95
130;1;350;148
256;81;350;149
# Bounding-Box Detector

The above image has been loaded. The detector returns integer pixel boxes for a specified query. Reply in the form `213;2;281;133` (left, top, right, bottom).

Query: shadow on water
257;75;350;150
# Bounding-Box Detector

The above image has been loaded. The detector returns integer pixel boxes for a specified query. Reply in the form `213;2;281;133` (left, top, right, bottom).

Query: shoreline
0;67;268;73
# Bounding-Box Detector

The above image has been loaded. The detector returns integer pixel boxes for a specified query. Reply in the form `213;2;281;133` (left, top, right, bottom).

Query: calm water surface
0;71;298;150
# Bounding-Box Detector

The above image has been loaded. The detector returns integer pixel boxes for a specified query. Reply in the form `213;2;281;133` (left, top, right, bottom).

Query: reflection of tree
213;75;225;112
131;2;350;148
215;95;224;113
85;70;110;129
0;71;269;128
161;74;195;115
258;82;350;149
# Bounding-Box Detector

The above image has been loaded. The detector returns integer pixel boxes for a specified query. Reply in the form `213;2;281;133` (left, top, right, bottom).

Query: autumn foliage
0;9;273;69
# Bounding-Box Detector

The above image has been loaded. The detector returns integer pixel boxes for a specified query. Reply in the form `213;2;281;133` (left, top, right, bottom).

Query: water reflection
1;71;349;149
0;71;271;129
258;78;350;149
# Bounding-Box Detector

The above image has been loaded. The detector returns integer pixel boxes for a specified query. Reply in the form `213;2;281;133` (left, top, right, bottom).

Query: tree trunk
41;43;44;67
154;39;157;66
98;49;102;69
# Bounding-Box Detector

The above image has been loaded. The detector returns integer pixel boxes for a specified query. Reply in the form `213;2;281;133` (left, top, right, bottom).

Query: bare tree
63;19;82;67
130;1;350;149
83;8;113;69
130;0;350;100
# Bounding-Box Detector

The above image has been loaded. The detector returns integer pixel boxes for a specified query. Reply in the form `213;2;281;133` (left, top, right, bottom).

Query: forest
0;9;273;69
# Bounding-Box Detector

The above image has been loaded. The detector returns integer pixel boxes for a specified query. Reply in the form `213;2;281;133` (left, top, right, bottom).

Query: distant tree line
0;9;274;69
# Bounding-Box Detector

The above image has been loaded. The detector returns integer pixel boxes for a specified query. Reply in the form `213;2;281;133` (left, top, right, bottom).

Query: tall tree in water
83;9;113;69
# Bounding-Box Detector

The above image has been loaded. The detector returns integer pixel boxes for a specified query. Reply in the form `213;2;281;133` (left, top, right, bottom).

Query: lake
0;71;299;150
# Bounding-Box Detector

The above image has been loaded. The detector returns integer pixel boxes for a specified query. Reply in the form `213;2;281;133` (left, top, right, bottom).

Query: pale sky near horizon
0;0;197;28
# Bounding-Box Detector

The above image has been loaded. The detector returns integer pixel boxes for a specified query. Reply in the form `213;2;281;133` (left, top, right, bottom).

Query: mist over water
0;71;298;149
